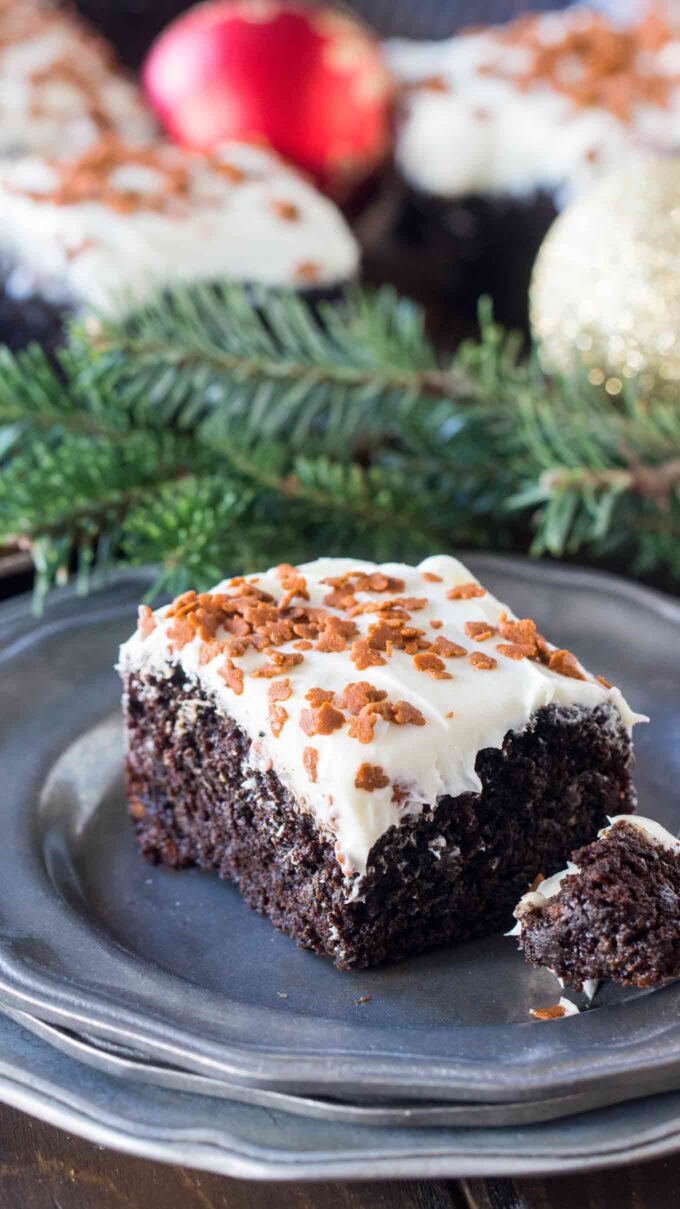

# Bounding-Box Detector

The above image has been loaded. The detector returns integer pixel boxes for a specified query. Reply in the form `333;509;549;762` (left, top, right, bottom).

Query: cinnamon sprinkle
481;10;679;123
447;582;485;600
300;701;346;737
464;621;496;642
355;762;390;791
303;746;319;783
469;651;497;671
530;1004;569;1021
218;658;244;695
137;604;156;640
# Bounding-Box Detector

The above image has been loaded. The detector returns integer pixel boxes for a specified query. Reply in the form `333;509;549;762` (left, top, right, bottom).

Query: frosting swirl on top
119;555;644;881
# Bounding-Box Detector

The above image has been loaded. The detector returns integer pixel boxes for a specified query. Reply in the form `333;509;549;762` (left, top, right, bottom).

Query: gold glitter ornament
530;156;680;400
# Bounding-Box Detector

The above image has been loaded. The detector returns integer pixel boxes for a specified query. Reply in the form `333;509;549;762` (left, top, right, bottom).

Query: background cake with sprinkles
0;135;359;350
0;0;156;157
119;554;643;969
383;7;680;323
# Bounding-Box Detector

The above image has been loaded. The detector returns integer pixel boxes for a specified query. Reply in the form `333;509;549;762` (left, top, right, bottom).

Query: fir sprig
0;283;678;604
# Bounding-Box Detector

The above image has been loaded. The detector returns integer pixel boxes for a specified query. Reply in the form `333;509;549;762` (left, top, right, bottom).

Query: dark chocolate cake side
514;819;680;991
125;668;634;970
119;556;642;970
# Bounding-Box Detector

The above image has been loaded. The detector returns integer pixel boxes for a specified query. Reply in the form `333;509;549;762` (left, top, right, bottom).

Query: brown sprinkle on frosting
430;636;467;658
294;260;322;282
464;621;496;642
491;10;679;124
469;651;497;671
300;701;346;737
268;679;292;703
496;642;535;661
137;604;156;640
422;571;442;582
497;613;537;648
355;762;390;792
269;703;288;737
271;199;301;221
218;658;244;695
548;650;586;681
166;616;196;651
412;652;452;680
303;746;319;783
350;638;386;671
336;682;387;715
447;582;485;600
305;687;336;707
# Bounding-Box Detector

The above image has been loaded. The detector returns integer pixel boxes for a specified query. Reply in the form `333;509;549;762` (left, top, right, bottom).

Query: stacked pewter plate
0;555;679;1177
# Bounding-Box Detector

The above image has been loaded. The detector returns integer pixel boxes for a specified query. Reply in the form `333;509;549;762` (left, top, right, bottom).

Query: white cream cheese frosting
0;0;156;158
386;8;680;204
0;138;360;312
119;555;643;882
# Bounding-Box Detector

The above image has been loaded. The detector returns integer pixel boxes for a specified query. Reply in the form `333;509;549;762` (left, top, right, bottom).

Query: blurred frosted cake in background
0;136;359;350
0;0;156;158
381;7;680;324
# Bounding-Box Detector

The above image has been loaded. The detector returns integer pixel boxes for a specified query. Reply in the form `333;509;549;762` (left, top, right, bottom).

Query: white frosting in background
118;555;643;885
0;2;156;158
514;814;680;923
0;141;360;312
385;9;680;203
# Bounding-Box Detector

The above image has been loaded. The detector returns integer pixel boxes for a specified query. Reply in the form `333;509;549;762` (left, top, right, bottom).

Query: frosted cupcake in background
0;136;360;351
378;6;680;326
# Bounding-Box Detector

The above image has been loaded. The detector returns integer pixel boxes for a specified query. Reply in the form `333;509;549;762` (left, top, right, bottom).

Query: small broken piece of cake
0;135;359;349
118;555;644;970
514;817;680;992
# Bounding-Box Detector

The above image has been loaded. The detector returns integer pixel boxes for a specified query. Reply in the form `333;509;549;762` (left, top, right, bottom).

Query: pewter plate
0;559;678;1108
8;1005;680;1130
7;1005;680;1177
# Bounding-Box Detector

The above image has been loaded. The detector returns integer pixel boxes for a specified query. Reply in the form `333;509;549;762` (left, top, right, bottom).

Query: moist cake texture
119;555;643;968
514;816;680;991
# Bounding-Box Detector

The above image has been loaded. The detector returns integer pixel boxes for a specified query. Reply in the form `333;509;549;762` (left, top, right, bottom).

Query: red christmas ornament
143;0;392;192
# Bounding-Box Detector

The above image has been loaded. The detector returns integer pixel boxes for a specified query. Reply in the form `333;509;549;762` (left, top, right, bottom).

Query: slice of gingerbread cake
513;816;680;992
118;556;643;969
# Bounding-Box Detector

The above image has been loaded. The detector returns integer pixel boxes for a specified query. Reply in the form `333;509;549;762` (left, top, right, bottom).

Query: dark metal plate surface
0;559;678;1107
5;1005;680;1178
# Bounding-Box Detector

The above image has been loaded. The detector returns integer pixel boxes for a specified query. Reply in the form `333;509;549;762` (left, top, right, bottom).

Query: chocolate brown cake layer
364;184;558;331
0;263;73;354
124;667;635;969
519;822;680;991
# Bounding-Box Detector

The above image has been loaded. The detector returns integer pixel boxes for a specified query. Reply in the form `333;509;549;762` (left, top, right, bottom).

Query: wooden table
0;1104;676;1208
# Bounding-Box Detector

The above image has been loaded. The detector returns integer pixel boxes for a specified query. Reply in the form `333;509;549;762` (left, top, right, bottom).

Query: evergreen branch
77;284;494;451
0;280;677;600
